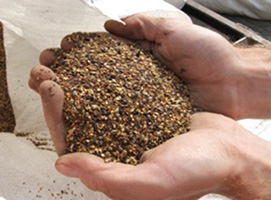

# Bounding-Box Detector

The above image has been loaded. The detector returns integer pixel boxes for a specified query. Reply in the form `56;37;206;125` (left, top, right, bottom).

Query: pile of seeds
50;32;193;165
0;22;16;132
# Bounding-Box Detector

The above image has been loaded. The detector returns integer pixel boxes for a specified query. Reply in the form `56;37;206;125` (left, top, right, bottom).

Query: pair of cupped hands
28;14;265;200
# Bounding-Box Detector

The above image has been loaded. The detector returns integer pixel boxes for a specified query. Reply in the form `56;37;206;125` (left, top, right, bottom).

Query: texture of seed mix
0;21;16;132
49;32;193;165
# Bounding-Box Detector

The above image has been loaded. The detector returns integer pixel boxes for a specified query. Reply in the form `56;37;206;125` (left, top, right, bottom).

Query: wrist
235;47;271;119
220;127;271;199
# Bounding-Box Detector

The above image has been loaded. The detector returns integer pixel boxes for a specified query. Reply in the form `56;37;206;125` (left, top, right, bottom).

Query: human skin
28;14;271;199
54;113;271;200
103;15;271;120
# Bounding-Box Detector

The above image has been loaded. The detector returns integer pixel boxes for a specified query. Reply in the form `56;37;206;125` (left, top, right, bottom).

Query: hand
28;14;271;199
29;44;238;199
27;62;271;199
104;14;248;119
30;38;236;199
54;112;246;200
28;67;271;200
55;113;271;200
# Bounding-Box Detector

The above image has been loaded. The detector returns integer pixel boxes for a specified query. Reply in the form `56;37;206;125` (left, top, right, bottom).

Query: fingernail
55;163;79;177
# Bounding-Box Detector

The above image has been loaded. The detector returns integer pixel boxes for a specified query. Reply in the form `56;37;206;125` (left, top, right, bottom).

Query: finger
28;78;39;93
61;35;76;51
104;15;164;66
190;112;236;131
56;153;166;200
104;14;163;42
39;80;66;155
40;49;58;66
191;112;219;130
29;65;58;93
39;36;75;69
104;14;182;65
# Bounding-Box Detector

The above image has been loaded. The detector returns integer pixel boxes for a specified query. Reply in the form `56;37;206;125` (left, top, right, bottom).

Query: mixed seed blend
0;22;16;132
50;32;193;165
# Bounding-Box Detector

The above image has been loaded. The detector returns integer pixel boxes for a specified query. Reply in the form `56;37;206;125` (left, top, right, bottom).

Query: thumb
190;112;237;132
55;153;165;200
104;14;165;42
104;14;177;70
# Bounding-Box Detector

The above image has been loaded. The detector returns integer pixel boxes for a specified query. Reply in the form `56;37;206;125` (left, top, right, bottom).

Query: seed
72;91;77;97
49;32;195;165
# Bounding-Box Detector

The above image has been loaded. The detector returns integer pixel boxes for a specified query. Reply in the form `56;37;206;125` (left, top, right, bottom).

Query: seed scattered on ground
49;32;194;165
